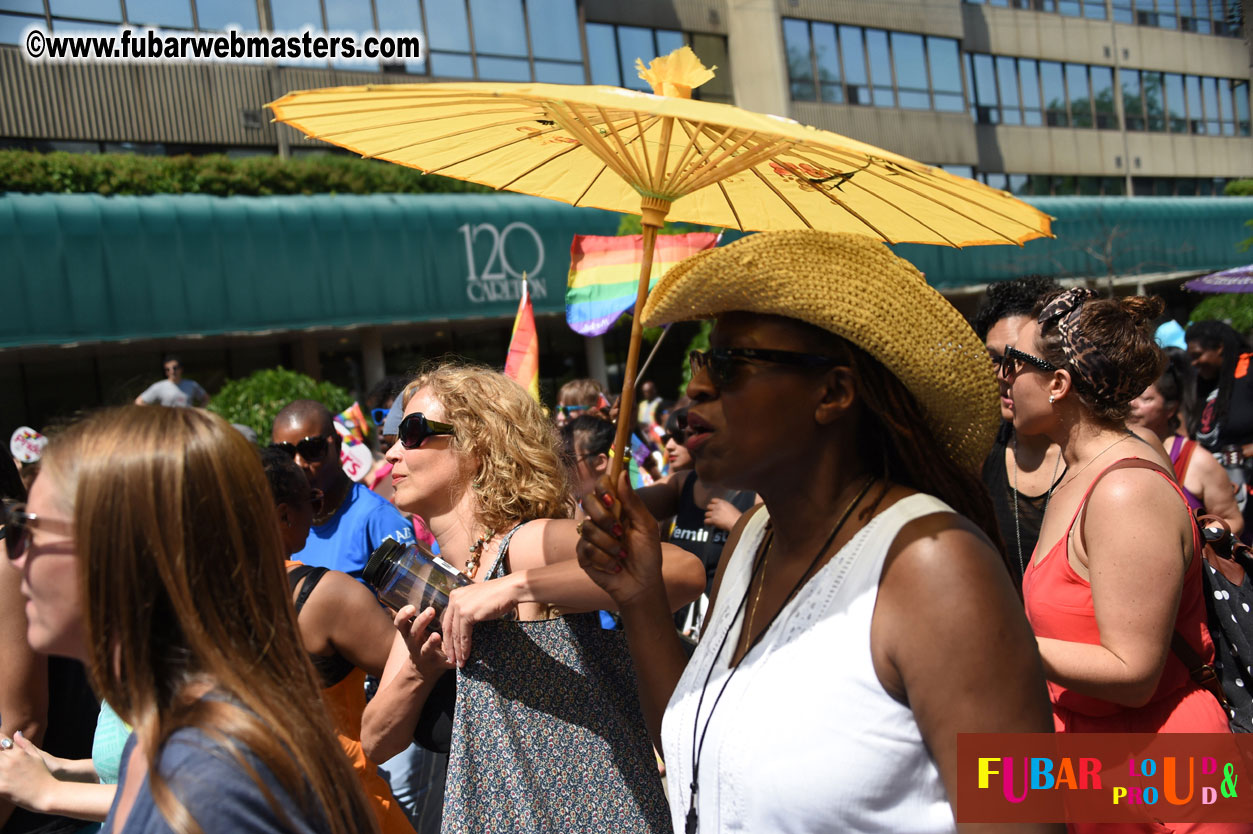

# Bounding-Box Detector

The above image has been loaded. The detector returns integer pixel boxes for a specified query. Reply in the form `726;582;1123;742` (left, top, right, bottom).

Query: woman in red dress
1007;288;1238;831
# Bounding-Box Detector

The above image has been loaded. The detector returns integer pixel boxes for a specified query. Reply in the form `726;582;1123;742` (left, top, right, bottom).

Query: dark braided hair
259;445;310;506
807;328;1008;576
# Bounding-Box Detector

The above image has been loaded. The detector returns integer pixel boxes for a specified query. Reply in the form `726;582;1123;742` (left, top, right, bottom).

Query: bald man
271;399;414;578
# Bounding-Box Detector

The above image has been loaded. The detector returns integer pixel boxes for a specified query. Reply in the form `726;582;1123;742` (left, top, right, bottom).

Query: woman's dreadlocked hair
826;336;1009;576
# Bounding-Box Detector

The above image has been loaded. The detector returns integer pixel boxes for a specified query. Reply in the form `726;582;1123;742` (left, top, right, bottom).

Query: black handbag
1175;515;1253;733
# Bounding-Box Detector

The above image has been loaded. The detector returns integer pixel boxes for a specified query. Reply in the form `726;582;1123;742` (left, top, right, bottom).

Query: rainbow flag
566;232;721;337
504;278;540;401
334;401;369;442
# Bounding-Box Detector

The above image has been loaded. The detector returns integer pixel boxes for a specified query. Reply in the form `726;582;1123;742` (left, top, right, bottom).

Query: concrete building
1;0;1250;423
1;0;1248;192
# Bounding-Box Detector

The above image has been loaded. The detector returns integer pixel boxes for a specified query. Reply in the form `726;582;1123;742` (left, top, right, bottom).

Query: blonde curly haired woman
362;362;703;833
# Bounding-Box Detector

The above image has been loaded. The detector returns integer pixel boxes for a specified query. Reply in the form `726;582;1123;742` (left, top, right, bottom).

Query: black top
669;472;757;595
4;659;100;834
981;422;1065;590
288;565;354;688
1198;355;1253;451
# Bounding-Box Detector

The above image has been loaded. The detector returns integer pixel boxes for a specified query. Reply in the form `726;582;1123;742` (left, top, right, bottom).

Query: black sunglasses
272;435;333;461
689;347;842;388
371;407;389;427
398;413;455;450
998;345;1059;380
2;501;73;561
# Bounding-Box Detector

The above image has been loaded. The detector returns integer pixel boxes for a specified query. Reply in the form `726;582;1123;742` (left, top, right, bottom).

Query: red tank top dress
1022;459;1228;735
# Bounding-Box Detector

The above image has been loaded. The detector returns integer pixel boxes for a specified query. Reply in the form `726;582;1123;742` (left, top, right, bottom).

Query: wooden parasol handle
609;199;670;485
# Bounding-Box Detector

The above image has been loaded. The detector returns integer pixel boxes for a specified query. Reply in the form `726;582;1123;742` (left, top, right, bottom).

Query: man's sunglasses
997;345;1059;380
689;347;842;388
272;435;334;461
556;404;589;415
2;501;74;561
398;413;455;449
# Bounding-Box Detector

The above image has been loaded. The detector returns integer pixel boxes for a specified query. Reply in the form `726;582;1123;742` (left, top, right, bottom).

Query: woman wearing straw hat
577;231;1058;833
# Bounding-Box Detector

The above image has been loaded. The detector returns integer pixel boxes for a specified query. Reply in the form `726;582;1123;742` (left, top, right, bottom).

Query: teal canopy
2;192;1251;349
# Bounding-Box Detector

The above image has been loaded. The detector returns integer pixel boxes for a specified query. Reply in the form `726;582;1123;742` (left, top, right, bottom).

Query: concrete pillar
295;335;321;381
584;334;609;389
361;327;385;391
725;0;790;117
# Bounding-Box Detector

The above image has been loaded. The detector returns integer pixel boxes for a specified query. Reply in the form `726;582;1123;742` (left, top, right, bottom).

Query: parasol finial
635;46;716;99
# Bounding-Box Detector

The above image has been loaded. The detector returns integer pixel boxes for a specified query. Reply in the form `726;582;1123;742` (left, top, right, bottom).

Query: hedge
1225;179;1253;197
0;149;493;196
208;367;353;442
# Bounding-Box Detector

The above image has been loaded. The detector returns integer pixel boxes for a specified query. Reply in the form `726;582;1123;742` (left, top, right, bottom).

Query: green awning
2;192;1252;349
0;192;621;349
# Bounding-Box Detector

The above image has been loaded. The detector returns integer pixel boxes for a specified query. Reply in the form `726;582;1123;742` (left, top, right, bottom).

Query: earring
1048;395;1055;404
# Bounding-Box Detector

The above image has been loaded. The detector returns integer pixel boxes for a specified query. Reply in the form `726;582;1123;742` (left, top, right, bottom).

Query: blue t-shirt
292;481;414;578
103;729;332;834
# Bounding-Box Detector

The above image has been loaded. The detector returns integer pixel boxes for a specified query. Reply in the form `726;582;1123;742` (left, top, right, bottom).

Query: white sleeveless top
660;494;958;834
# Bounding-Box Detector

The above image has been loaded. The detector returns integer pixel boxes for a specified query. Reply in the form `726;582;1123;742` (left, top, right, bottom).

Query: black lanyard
683;476;876;834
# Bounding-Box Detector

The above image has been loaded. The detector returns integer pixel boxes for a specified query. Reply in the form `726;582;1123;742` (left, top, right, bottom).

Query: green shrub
208;368;352;441
1189;295;1253;335
0;150;493;196
1225;179;1253;197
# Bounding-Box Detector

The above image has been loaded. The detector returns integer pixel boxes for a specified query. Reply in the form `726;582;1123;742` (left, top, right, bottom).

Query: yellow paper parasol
268;48;1052;478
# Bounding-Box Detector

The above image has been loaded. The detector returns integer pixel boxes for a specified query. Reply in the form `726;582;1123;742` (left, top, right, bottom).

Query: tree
208;368;352;442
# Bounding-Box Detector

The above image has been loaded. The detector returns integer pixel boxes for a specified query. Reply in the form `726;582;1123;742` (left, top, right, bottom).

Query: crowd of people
2;229;1252;833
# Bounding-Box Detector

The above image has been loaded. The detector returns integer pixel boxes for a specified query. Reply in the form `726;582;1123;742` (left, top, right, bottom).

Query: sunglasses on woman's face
689;347;842;389
273;436;333;461
2;501;74;561
398;413;456;450
997;345;1059;381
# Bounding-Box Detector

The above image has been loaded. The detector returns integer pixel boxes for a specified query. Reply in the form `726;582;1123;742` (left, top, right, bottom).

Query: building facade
1;0;1249;194
1;0;1251;425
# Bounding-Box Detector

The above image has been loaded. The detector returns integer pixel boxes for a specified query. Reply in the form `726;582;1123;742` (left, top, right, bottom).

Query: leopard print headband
1037;288;1140;407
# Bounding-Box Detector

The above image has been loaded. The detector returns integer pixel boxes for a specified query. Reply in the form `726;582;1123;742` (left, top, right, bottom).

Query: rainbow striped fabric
504;279;540;401
565;232;721;337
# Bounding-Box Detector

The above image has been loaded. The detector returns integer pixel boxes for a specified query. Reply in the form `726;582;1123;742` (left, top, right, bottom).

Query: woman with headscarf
576;231;1057;833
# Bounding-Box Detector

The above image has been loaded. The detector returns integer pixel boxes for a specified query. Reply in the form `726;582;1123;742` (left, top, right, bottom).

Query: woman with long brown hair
4;406;376;834
577;231;1057;833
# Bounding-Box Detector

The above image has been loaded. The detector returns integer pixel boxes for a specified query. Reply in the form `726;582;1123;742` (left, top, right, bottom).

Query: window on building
973;0;1240;34
969;53;1000;123
840;25;869;104
997;56;1021;124
892;32;929;109
0;0;42;45
1185;74;1204;131
1066;63;1093;127
1041;60;1068;126
1122;68;1145;130
865;29;894;106
1019;58;1043;125
1235;80;1251;135
929;37;964;111
1142;71;1166;130
373;0;422;72
1202;75;1221;133
783;19;963;114
1165;72;1187;131
195;0;259;30
1090;65;1116;128
425;0;473;78
126;0;193;28
1219;76;1237;134
48;0;120;21
586;22;728;102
